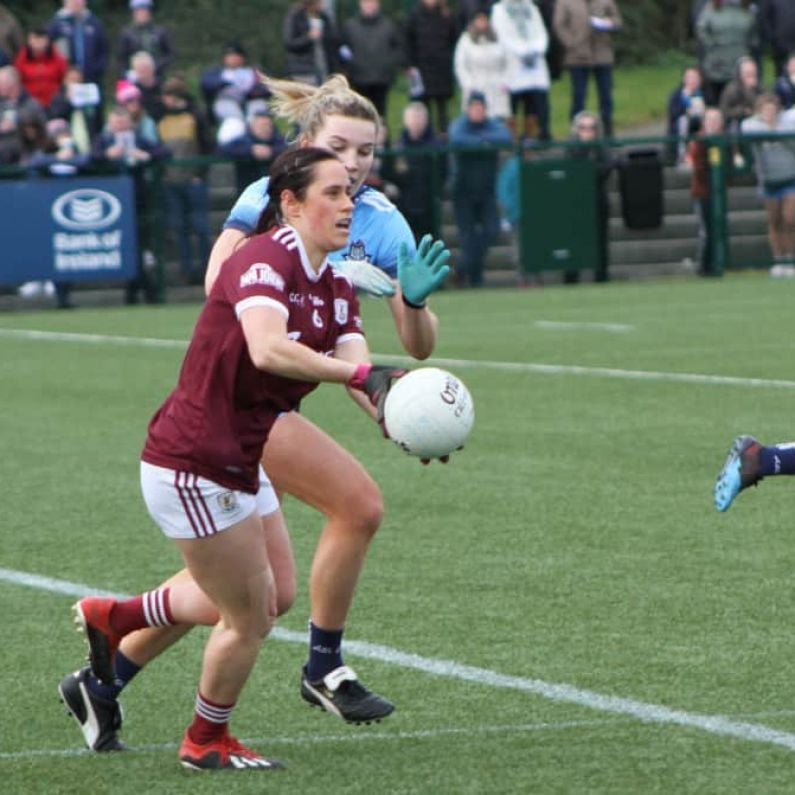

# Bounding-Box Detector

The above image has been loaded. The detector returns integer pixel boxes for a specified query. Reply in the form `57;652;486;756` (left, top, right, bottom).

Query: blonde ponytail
259;73;380;141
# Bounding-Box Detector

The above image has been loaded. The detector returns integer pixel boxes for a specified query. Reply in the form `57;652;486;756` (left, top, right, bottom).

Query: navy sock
306;622;344;681
85;650;141;701
759;444;795;476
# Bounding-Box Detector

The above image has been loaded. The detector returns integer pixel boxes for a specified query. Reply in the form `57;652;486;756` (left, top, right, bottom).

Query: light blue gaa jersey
223;177;417;278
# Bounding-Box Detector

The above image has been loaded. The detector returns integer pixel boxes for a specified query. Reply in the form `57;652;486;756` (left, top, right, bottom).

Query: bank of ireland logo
52;189;122;231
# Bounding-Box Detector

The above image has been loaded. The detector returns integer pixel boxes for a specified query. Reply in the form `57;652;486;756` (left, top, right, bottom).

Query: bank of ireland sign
0;175;138;285
51;188;126;274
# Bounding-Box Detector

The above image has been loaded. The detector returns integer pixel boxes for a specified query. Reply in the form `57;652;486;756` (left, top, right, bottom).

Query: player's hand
398;234;451;308
348;364;407;423
332;259;396;297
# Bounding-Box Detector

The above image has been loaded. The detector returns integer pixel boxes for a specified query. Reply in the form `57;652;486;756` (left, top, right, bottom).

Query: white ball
383;367;475;458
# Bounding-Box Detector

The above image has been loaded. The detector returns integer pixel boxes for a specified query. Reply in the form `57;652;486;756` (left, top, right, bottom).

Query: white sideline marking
4;567;795;754
7;711;795;762
1;326;794;390
0;719;631;761
534;320;634;333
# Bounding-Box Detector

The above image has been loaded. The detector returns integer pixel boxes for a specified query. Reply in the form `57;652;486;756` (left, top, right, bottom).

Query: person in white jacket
490;0;551;140
453;10;510;120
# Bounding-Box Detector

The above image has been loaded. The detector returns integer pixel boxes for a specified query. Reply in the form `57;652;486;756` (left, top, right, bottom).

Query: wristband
402;294;427;310
348;363;372;391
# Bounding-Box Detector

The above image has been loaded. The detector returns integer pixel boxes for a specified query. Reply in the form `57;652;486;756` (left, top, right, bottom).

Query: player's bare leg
263;411;394;723
59;510;294;751
174;510;283;771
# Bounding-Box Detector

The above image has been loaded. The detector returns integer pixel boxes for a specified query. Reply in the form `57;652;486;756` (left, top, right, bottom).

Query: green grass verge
4;275;795;792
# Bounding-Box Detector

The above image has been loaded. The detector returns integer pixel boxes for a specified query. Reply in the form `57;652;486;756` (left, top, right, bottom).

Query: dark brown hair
256;146;341;232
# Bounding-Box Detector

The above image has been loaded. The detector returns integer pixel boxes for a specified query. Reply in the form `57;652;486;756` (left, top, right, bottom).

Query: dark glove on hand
348;364;408;427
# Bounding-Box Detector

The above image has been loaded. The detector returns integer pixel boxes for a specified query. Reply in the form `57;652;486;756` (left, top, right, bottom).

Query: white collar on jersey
273;224;329;283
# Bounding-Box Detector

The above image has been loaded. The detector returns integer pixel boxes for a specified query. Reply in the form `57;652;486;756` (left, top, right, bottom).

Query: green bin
519;158;598;274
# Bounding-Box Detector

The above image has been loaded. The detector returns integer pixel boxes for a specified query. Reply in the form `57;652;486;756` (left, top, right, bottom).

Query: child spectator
666;65;706;165
92;104;167;304
117;0;175;79
687;106;724;277
115;80;159;146
14;27;67;112
741;93;795;277
157;75;213;285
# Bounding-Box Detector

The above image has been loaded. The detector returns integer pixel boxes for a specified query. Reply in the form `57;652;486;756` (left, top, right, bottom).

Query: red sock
187;692;235;744
109;587;174;635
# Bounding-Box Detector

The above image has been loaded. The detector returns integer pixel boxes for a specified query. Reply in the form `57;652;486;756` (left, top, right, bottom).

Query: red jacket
14;46;68;109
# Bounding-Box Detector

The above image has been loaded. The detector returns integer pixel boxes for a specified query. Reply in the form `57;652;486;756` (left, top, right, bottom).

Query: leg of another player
264;412;381;638
262;411;394;723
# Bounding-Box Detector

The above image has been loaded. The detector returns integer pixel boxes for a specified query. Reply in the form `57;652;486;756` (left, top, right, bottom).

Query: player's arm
241;305;358;384
389;234;451;360
205;228;246;295
335;335;378;421
205;177;268;295
387;289;440;361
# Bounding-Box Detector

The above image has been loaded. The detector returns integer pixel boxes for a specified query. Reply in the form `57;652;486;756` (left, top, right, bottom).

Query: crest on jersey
334;298;349;324
217;491;238;513
240;262;285;291
346;240;369;262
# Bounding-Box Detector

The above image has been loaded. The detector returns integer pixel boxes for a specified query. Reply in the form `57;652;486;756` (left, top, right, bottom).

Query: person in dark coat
759;0;795;82
117;0;175;79
47;0;108;88
393;100;446;240
216;108;287;194
406;0;459;135
448;90;512;287
282;0;340;86
340;0;404;119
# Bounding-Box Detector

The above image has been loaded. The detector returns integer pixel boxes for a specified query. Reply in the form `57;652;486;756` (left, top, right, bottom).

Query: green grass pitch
3;274;795;793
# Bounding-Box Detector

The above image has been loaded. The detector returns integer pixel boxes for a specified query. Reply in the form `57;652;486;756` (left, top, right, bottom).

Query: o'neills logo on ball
440;375;459;405
240;262;285;291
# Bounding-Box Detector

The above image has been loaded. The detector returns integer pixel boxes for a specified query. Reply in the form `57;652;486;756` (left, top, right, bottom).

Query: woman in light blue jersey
59;74;451;750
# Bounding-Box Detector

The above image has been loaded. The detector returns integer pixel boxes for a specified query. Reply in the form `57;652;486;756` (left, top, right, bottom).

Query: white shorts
140;462;280;540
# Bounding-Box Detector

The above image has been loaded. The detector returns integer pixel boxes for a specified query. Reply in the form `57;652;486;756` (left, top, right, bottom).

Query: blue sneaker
714;435;762;512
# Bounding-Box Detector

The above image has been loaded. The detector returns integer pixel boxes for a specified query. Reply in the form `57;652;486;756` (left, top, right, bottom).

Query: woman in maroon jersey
66;147;404;771
59;77;451;755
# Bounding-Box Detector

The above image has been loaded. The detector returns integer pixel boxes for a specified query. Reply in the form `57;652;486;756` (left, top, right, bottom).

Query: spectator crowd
2;0;795;297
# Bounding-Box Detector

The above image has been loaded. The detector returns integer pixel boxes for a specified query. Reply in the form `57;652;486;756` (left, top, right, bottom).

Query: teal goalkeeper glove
397;234;451;308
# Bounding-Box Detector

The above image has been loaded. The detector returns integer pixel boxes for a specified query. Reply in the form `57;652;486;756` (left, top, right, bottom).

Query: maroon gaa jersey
142;225;364;493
